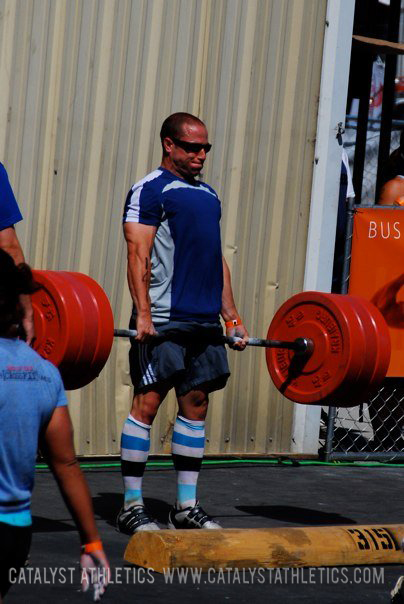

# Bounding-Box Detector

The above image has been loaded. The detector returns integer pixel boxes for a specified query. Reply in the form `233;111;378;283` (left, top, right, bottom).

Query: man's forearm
221;256;241;321
123;223;157;339
220;256;249;349
127;250;152;317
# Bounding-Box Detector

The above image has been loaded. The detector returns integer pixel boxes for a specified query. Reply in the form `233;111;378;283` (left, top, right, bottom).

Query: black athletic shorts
129;319;230;396
0;522;32;597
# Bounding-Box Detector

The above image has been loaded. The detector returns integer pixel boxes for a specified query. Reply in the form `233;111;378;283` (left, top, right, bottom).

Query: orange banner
349;207;404;376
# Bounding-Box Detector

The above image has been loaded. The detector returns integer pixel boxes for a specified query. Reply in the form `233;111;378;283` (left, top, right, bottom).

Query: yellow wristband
225;318;242;328
82;540;103;554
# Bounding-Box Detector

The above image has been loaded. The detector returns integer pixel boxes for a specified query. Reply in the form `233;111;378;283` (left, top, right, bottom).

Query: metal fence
344;124;402;203
322;198;404;461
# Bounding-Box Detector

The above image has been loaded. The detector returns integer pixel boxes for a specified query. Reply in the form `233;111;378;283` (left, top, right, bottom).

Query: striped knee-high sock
120;415;151;510
171;415;205;510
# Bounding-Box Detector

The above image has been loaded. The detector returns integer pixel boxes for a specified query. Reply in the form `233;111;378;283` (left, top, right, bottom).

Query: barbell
30;270;391;407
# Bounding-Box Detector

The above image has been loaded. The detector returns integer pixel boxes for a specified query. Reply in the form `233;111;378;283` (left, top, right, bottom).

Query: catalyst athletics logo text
9;566;385;586
8;567;155;585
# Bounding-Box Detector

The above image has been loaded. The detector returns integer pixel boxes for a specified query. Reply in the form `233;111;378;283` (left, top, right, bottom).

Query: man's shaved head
160;113;206;148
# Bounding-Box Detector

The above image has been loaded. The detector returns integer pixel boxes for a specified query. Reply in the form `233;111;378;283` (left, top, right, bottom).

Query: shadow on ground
235;505;355;525
32;517;76;533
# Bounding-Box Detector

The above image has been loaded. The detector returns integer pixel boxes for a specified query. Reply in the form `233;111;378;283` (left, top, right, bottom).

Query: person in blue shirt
118;112;249;534
0;249;109;601
0;163;34;344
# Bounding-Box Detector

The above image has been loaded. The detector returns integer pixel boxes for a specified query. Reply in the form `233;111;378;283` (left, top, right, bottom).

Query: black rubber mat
5;464;404;603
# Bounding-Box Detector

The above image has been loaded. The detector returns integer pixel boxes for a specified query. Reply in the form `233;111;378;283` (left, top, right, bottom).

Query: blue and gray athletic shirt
123;168;223;323
0;339;67;526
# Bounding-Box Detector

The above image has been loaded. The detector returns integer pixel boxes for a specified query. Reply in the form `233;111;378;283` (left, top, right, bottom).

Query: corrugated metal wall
0;0;326;455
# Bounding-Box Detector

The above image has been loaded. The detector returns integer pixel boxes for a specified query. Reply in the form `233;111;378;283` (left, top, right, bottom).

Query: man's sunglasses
170;136;212;154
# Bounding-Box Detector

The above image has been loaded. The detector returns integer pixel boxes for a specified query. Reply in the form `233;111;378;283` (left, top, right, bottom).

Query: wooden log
124;525;404;573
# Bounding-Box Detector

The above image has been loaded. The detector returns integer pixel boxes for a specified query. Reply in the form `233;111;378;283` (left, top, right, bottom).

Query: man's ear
163;137;172;155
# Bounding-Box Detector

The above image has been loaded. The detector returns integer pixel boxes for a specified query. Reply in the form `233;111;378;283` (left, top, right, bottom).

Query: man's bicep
123;222;157;253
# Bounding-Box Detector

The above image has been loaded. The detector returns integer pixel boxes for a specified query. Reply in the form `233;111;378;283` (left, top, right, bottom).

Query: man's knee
131;387;167;424
186;390;209;407
178;388;209;420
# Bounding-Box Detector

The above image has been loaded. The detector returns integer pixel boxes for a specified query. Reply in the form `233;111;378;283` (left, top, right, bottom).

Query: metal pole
325;199;356;461
341;197;356;295
352;57;373;203
375;0;401;199
324;406;337;462
328;451;404;462
113;329;313;354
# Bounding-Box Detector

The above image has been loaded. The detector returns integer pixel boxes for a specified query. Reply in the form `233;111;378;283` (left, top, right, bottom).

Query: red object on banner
348;207;404;377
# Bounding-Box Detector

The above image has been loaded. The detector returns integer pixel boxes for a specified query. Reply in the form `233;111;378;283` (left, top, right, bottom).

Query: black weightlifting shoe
116;505;160;535
167;502;221;529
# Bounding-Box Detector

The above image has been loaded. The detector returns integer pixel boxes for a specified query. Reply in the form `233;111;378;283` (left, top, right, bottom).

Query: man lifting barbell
117;113;249;533
26;141;392;533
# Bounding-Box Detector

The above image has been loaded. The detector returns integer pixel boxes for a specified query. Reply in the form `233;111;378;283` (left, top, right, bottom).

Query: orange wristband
225;317;242;328
82;540;103;554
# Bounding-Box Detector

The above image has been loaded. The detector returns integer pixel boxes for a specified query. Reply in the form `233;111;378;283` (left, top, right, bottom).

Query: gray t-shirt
0;338;67;526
